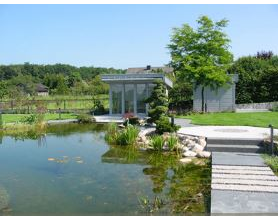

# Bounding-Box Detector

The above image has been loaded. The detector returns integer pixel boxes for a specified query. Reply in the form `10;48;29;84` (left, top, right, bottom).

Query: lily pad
48;158;56;161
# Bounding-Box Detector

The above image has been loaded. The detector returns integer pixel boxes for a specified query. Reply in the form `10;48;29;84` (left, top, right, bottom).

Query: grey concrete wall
193;84;235;112
236;102;278;110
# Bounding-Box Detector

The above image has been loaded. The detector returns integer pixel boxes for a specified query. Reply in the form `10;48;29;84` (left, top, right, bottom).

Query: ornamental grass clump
167;134;178;151
150;135;164;151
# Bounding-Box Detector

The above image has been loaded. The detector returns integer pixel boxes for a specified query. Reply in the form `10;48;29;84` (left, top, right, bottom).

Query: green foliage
91;99;106;115
169;79;193;113
146;80;168;123
0;113;3;128
167;134;178;151
138;196;165;214
0;63;124;97
272;103;278;112
168;15;233;112
155;116;180;134
150;135;164;151
77;114;95;124
21;114;44;125
229;54;278;104
0;81;8;100
262;155;278;174
105;123;139;146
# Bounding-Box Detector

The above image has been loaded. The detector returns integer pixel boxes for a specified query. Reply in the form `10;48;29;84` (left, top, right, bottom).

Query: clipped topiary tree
146;80;180;134
146;80;168;124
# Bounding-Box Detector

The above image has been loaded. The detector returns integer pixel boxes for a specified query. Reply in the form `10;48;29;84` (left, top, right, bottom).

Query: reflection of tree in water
143;152;211;215
102;146;211;214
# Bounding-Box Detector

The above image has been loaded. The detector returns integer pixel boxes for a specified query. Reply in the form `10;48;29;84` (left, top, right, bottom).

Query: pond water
0;124;211;216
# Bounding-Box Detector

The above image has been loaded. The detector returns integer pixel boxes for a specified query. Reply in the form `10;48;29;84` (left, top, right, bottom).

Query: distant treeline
0;63;126;99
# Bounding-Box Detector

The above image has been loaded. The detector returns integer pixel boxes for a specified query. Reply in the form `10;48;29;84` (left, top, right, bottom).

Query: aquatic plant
138;195;165;214
150;135;164;151
77;114;95;123
167;134;178;151
105;124;139;146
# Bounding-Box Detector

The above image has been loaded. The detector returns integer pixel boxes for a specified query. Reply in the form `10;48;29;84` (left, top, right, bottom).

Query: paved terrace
178;124;278;215
178;125;278;139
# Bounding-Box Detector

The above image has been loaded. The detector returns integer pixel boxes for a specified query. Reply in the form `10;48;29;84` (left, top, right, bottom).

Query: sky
0;4;278;69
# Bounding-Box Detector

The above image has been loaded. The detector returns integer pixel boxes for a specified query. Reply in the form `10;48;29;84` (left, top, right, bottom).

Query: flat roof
101;73;173;88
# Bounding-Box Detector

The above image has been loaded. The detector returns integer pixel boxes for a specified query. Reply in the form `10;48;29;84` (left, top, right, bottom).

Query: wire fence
0;98;109;115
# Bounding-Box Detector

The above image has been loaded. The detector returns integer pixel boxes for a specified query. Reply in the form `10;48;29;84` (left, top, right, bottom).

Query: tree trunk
201;86;205;113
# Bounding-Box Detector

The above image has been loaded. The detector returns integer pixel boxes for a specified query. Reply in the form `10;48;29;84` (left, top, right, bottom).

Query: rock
179;158;193;164
181;146;189;152
197;151;211;158
0;185;9;211
198;138;207;148
183;150;197;157
162;142;169;151
193;159;207;166
192;144;205;153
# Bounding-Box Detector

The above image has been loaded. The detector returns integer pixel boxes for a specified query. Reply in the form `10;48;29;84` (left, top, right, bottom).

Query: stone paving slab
178;125;278;139
212;173;278;181
211;152;278;214
212;178;278;186
212;184;278;193
212;152;267;166
212;169;274;175
211;190;278;214
213;165;272;171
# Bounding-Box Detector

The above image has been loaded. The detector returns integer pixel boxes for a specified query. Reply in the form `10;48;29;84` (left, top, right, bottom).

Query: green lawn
177;112;278;128
1;113;77;123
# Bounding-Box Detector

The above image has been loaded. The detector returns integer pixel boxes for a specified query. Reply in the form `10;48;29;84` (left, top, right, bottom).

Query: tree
146;80;168;124
0;81;8;101
168;15;233;112
229;54;278;104
146;80;179;134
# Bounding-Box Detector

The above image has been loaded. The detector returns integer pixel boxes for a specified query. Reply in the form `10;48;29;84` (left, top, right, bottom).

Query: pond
0;123;211;215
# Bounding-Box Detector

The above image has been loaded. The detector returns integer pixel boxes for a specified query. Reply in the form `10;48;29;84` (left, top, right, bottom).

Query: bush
105;124;139;146
167;134;178;151
155;116;180;134
150;135;164;151
21;114;45;125
91;100;106;115
77;114;95;123
0;113;3;128
272;103;278;112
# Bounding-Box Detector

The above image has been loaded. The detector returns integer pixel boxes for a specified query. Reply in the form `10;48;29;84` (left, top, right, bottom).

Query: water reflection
0;123;211;215
101;146;211;215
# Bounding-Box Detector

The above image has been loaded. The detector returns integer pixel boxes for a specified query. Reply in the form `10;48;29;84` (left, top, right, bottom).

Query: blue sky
0;4;278;69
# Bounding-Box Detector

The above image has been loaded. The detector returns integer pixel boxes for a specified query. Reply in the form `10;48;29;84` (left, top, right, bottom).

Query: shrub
155;116;180;134
150;135;164;151
105;123;139;146
92;100;106;115
167;134;178;151
77;114;95;124
0;113;3;128
272;103;278;112
116;125;139;145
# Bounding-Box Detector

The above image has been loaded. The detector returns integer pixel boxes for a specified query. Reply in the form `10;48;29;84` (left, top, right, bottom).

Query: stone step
212;168;274;175
212;183;278;193
212;165;272;171
212;173;278;181
207;144;265;153
212;178;278;186
207;138;263;146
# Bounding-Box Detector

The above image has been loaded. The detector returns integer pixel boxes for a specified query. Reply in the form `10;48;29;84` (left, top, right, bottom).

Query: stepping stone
212;173;278;181
212;183;278;193
212;178;278;186
212;165;272;171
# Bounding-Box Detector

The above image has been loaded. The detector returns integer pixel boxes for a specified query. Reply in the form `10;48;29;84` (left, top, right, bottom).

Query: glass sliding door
124;84;134;114
111;84;122;114
137;84;147;114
